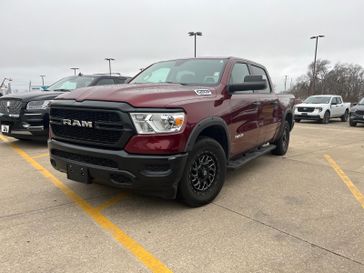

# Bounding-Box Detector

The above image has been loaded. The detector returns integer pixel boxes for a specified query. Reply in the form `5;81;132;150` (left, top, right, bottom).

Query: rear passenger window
229;63;250;84
250;65;271;94
96;78;115;86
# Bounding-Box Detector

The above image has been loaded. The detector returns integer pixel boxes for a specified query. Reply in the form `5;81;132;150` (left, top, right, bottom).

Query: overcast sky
1;0;363;92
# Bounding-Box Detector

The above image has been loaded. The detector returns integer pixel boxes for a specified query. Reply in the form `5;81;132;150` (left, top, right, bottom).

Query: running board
227;144;276;169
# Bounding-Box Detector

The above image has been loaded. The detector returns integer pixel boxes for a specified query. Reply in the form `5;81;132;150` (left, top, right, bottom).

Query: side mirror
228;75;267;93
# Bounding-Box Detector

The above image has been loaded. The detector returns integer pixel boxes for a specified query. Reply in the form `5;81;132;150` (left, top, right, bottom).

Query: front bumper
49;139;188;199
350;112;364;123
294;113;322;120
0;111;49;139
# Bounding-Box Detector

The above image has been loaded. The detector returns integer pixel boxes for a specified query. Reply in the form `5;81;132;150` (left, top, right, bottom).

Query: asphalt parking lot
0;121;363;273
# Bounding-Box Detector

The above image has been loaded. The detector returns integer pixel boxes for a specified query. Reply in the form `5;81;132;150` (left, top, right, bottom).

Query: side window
96;78;115;86
331;97;338;104
229;63;250;84
336;97;342;104
250;65;271;94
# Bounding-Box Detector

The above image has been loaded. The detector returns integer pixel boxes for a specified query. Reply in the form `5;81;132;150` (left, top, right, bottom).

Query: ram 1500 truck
294;95;350;124
49;57;295;207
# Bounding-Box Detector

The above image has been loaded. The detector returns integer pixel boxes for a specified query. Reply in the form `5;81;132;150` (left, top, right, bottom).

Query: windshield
130;59;227;86
359;98;364;105
46;76;96;91
304;96;331;104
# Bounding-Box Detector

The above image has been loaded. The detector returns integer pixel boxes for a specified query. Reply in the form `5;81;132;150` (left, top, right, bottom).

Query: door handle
253;102;261;106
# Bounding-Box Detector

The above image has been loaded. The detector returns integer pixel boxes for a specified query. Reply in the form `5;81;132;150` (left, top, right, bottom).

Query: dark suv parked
0;74;130;140
349;97;364;126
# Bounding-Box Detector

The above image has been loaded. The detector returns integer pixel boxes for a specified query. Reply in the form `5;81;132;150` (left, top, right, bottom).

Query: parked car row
294;95;364;126
0;74;130;140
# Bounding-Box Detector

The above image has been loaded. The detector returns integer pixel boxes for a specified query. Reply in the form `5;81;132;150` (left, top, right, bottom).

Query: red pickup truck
49;57;295;206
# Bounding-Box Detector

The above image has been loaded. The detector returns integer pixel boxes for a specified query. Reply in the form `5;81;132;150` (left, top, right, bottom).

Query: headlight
315;107;323;112
130;112;185;134
26;100;52;110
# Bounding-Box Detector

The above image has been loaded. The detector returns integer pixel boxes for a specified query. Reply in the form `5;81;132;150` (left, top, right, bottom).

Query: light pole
105;58;115;75
40;75;46;86
284;75;288;92
310;34;325;95
188;32;202;58
70;67;79;75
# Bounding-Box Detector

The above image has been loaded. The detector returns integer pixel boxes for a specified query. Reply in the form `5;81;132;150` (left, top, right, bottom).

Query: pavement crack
212;202;364;267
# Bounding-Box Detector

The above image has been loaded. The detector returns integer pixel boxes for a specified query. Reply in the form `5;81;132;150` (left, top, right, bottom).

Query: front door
228;62;261;156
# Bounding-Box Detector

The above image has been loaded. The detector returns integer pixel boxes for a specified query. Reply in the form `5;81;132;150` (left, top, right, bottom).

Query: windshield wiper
165;81;188;85
52;89;71;92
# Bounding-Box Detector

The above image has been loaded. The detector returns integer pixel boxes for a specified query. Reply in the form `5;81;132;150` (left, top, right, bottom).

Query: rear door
330;97;341;117
250;65;280;144
228;62;262;155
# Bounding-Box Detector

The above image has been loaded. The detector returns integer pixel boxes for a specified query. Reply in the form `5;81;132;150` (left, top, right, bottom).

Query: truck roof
310;95;341;97
152;57;267;70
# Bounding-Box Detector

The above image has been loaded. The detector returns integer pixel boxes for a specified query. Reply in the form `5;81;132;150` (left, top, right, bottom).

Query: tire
294;119;301;123
349;120;357;127
321;111;330;124
272;121;290;156
341;110;349;122
178;137;226;207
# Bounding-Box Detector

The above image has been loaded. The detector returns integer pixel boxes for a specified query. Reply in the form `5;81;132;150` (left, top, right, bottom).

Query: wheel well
198;125;229;158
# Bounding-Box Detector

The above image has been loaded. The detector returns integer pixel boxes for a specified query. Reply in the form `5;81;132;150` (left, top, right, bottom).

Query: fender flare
185;117;231;157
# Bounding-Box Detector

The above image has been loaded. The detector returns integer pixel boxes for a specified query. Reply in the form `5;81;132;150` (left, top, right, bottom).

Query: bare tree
291;60;364;102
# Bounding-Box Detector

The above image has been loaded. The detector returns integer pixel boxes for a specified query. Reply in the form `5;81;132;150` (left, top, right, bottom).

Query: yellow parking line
324;154;364;209
32;152;49;159
0;135;173;273
95;192;127;211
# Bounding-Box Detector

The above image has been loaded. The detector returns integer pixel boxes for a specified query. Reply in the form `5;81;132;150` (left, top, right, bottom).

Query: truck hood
55;83;217;108
351;104;364;111
295;103;327;108
0;91;63;102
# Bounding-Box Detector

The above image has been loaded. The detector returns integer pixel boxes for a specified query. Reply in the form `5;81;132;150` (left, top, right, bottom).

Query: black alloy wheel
272;121;290;155
190;152;217;192
178;137;226;207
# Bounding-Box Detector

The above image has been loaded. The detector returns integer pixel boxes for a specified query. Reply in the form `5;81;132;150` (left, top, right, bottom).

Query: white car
294;95;350;124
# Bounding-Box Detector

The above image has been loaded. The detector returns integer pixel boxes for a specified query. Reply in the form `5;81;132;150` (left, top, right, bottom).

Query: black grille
51;108;120;123
355;110;364;115
50;106;135;149
51;149;118;168
297;107;315;112
0;99;23;114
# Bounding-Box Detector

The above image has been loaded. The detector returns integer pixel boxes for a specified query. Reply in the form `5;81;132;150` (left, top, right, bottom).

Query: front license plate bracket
67;163;90;184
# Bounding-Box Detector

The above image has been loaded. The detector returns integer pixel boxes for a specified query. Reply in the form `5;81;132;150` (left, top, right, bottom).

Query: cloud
1;0;363;91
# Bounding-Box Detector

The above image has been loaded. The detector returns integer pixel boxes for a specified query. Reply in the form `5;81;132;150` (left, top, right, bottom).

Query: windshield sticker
194;89;212;96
